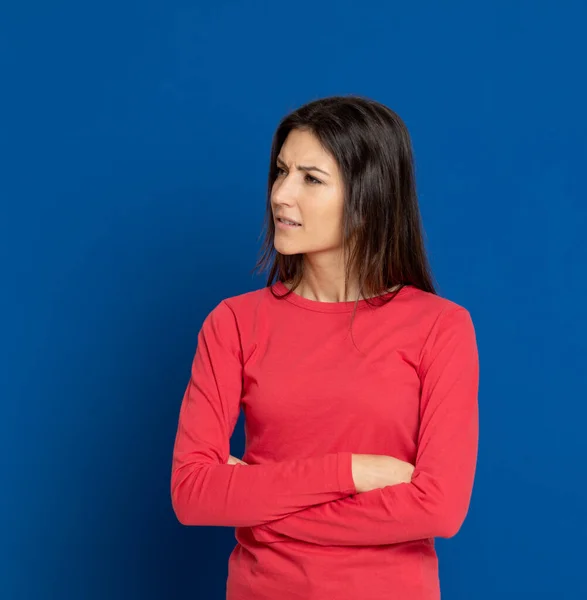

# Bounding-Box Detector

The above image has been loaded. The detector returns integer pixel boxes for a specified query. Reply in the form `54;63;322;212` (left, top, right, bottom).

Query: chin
273;244;300;255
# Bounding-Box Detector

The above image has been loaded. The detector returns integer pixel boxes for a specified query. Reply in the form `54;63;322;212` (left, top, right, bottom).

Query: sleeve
250;307;479;546
170;299;356;528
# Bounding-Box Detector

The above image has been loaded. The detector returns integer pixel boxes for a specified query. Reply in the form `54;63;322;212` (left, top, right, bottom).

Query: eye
275;167;321;185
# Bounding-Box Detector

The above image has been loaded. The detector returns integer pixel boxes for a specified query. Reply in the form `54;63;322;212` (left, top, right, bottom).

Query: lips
276;217;301;227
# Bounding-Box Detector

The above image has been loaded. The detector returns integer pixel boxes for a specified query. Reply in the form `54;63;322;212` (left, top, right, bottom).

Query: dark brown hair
252;94;437;328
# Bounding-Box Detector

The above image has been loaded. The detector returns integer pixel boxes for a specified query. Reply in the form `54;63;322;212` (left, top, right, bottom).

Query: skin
227;128;415;492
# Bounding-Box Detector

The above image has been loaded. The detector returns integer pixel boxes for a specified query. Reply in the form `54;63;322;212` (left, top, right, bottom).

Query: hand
351;454;415;493
227;454;248;465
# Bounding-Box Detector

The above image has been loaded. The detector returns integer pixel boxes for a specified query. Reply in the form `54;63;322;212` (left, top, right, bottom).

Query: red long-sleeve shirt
171;280;479;600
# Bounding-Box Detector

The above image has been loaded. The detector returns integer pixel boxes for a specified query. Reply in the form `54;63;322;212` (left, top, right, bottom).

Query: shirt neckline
271;280;416;313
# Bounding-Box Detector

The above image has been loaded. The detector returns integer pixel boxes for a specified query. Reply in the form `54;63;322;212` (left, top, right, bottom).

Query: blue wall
3;1;586;598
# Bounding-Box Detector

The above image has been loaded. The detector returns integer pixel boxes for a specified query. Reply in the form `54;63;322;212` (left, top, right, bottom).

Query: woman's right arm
170;300;356;528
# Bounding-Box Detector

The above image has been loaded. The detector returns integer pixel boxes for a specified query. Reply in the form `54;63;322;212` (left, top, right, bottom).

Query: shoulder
403;286;476;353
217;284;273;315
409;287;477;360
404;285;473;324
202;284;273;332
198;285;273;360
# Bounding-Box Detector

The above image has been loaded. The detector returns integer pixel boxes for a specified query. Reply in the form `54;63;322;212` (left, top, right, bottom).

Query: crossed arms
170;301;479;546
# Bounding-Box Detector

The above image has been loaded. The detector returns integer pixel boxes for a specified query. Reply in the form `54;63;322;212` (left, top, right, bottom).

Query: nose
271;171;301;206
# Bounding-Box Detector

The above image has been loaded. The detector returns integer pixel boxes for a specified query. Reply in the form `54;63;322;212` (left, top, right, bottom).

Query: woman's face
271;129;345;257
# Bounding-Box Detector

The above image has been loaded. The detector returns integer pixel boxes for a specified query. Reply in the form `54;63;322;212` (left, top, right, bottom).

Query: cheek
307;209;344;244
316;197;344;229
307;190;343;219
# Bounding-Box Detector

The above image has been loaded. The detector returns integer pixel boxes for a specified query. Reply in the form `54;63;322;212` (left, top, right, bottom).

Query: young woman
171;95;479;600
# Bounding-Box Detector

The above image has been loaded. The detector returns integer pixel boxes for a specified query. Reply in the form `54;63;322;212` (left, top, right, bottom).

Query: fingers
227;455;248;465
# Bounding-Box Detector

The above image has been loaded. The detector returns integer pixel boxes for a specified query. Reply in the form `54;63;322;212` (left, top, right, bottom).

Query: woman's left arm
250;307;480;546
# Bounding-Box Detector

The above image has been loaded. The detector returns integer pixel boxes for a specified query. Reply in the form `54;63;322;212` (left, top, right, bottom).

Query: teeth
281;219;298;226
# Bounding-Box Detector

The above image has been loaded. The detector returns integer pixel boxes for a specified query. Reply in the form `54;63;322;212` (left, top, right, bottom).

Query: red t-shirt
171;281;479;600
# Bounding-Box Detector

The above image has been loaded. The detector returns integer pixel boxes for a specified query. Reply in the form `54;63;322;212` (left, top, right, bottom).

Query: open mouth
276;218;302;228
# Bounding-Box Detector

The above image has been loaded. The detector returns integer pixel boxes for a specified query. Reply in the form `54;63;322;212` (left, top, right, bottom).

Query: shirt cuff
337;451;357;494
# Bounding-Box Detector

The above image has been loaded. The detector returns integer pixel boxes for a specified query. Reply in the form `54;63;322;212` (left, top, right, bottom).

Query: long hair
252;94;437;333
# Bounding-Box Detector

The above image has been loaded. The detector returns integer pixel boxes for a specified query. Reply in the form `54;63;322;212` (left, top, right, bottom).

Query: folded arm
171;300;356;528
251;307;480;546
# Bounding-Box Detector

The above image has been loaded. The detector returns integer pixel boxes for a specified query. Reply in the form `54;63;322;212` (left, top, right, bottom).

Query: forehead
278;129;334;165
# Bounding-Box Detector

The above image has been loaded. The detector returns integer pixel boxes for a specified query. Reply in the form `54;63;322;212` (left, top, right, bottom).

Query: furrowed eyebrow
276;156;330;177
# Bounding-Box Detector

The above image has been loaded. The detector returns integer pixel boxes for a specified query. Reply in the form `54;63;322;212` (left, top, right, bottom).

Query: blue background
2;1;586;598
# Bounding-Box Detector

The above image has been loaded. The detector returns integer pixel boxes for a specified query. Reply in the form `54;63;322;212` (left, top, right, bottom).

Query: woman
170;95;479;600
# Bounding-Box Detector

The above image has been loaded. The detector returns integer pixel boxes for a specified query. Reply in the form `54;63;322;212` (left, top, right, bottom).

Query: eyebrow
276;156;330;177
